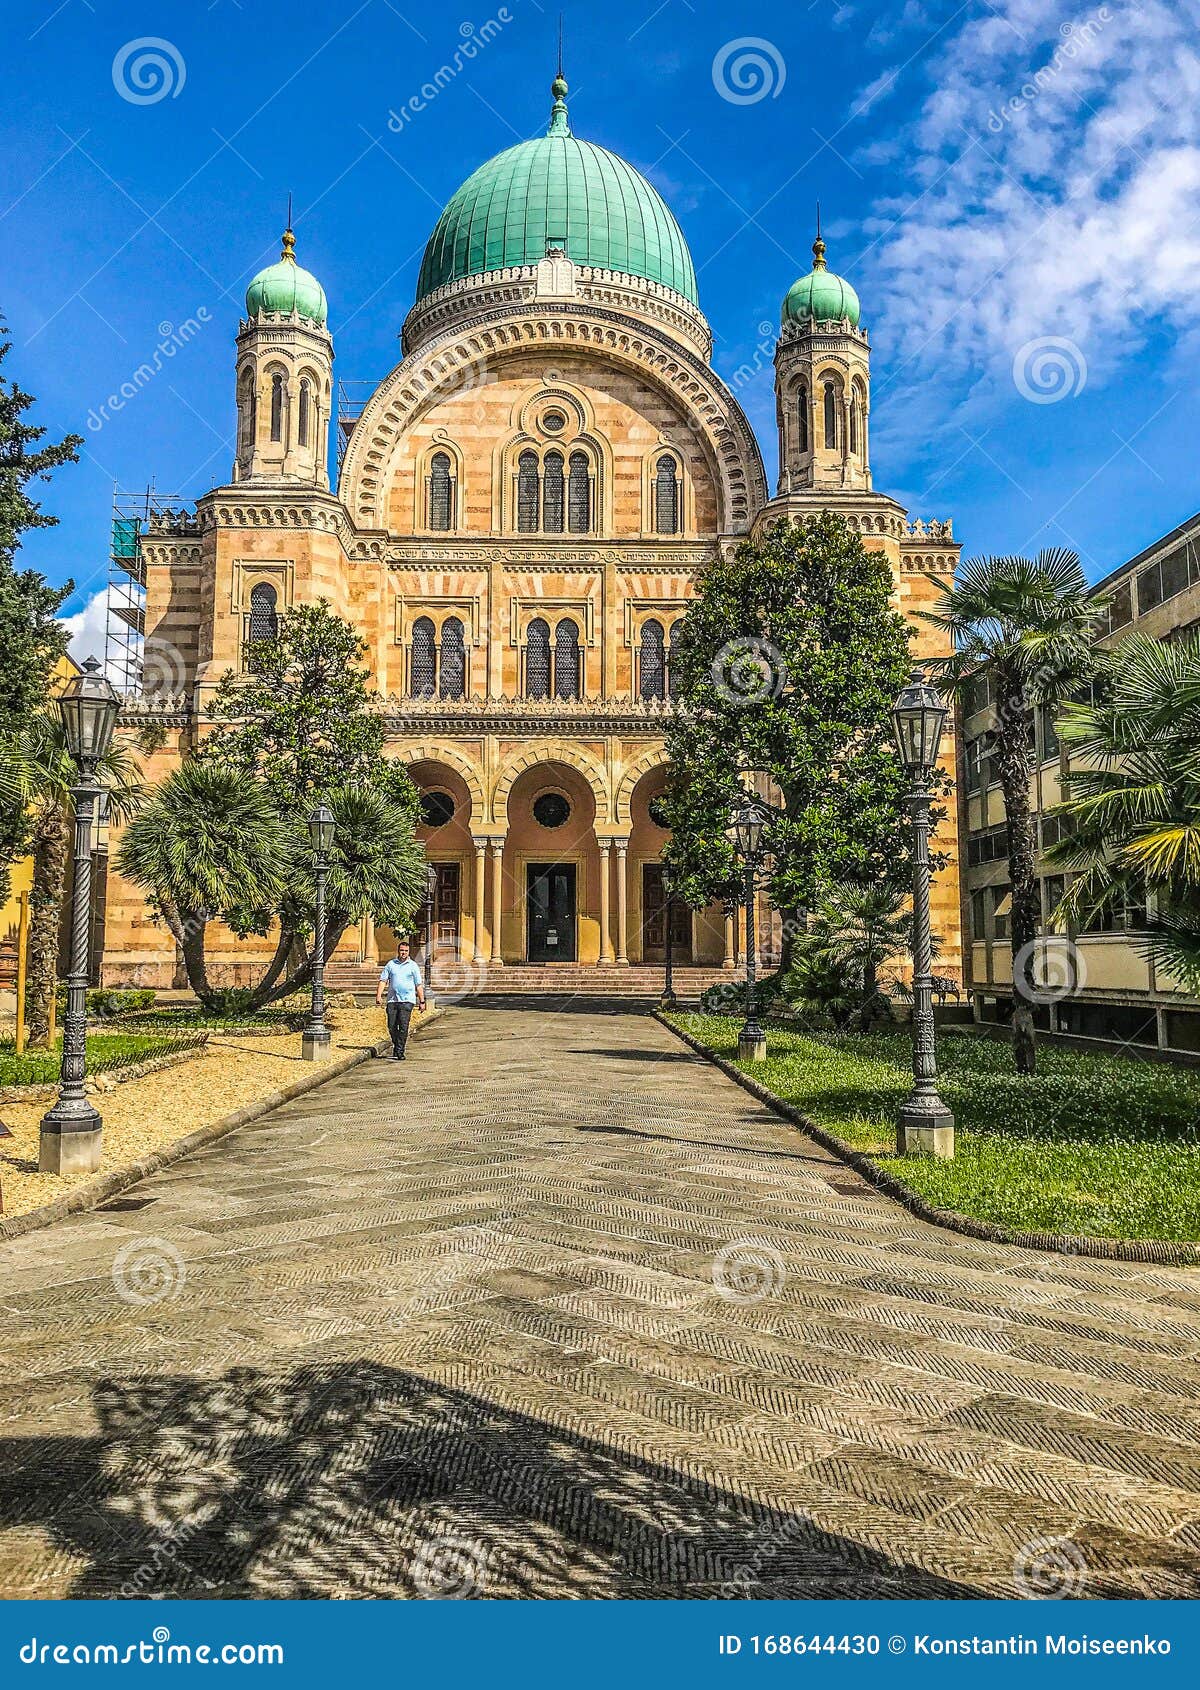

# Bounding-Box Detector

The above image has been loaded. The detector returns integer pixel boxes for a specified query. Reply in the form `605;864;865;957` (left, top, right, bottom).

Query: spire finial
549;16;570;132
812;203;826;271
282;192;296;264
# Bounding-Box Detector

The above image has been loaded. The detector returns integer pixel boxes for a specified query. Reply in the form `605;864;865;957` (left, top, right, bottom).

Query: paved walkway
2;1001;1200;1600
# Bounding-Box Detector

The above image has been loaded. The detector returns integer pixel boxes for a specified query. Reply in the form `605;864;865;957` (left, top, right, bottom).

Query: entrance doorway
526;863;577;962
429;863;460;958
642;863;691;964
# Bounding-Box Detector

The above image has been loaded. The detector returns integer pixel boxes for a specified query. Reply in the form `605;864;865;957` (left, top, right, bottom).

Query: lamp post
892;667;955;1158
659;865;678;1012
729;788;774;1062
39;657;121;1175
302;802;336;1061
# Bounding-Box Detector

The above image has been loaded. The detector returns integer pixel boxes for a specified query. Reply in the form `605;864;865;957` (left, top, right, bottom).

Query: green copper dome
782;234;860;328
246;227;328;326
415;77;698;307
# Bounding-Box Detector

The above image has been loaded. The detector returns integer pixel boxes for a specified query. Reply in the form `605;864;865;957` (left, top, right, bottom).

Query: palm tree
787;880;912;1028
922;549;1108;1074
1046;630;1200;988
0;714;143;1045
115;761;291;1007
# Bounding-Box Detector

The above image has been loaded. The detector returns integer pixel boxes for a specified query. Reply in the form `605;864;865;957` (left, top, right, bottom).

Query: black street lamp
302;802;336;1061
659;865;678;1011
40;657;121;1175
892;667;955;1157
729;788;775;1062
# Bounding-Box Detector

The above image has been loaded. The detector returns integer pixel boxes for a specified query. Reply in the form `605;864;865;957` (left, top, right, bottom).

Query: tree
662;515;919;955
787;880;914;1028
2;715;143;1044
0;317;82;895
922;549;1108;1075
1046;629;1200;989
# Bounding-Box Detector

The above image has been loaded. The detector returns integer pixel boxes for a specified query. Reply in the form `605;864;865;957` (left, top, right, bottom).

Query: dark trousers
386;1001;414;1057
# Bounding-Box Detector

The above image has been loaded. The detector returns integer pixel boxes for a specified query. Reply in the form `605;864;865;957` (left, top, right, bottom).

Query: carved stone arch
397;741;486;829
492;740;610;830
339;309;768;535
614;747;672;828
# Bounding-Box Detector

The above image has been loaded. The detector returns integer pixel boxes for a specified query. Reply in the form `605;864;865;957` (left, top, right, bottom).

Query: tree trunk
246;920;297;1010
995;675;1040;1076
158;897;192;991
178;910;217;1007
26;801;69;1047
257;916;349;1007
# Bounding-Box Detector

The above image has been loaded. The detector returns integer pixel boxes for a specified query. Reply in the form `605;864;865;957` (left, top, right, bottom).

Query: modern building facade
102;72;963;989
960;510;1200;1054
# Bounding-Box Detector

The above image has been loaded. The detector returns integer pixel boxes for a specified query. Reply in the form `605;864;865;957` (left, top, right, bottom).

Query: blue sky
3;0;1199;658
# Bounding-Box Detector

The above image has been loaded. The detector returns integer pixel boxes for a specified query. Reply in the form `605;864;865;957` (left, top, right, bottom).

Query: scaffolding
104;485;191;694
336;379;378;475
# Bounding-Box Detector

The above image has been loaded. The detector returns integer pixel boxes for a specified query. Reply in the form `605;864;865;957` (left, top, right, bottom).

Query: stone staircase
326;959;741;1000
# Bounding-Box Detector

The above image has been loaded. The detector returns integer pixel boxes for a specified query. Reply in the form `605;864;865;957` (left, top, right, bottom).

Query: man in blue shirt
375;937;427;1061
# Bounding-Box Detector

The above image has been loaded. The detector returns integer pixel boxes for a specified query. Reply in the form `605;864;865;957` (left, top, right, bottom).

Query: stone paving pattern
2;1002;1199;1600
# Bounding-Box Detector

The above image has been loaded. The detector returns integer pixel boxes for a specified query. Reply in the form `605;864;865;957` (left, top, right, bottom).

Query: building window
428;451;453;531
848;391;859;454
668;619;684;700
410;616;436;699
654;455;679;535
639;618;666;700
269;374;284;443
967;822;1009;868
1040;875;1067;931
543;449;565;534
969;889;988;941
797;385;809;453
526;617;551;700
553;618;580;700
298;378;312;448
568;451;590;533
533;791;570;829
439;616;466;699
238;369;255;452
1102;580;1133;635
1036;702;1061;764
248;581;278;642
517;449;540;533
420;790;456;829
822;381;837;449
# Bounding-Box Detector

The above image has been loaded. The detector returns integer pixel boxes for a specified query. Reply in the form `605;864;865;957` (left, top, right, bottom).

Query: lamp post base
301;1027;333;1062
659;988;678;1011
39;1112;103;1175
738;1026;767;1063
897;1100;955;1158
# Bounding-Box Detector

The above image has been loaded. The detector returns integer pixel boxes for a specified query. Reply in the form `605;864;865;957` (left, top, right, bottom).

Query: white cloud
62;588;110;667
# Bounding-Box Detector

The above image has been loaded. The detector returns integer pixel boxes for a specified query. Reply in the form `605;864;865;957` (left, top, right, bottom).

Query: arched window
639;619;666;701
517;450;539;533
298;378;312;448
542;449;565;533
823;381;838;450
237;369;255;452
526;617;551;700
654;454;679;535
797;384;809;454
849;392;859;455
553;618;580;701
428;451;453;531
439;616;466;699
668;619;685;700
248;581;278;642
568;451;590;533
411;616;436;699
270;373;285;443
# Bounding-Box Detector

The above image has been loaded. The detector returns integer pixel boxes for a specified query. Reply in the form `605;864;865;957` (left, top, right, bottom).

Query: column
489;836;505;965
722;907;736;970
473;841;487;960
598;839;614;964
615;841;629;964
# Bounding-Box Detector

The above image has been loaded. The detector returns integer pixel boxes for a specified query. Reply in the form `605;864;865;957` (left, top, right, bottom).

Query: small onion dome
782;232;860;328
245;226;328;326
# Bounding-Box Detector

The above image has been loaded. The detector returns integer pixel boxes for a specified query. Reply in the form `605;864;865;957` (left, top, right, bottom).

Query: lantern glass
731;792;770;862
892;670;948;780
308;803;335;857
56;656;120;767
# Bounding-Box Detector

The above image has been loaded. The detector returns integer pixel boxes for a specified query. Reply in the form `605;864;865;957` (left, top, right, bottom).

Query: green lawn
668;1013;1200;1243
0;1030;206;1089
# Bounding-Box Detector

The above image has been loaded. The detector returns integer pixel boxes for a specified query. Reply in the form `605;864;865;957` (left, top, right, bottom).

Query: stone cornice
378;694;675;737
376;539;719;572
